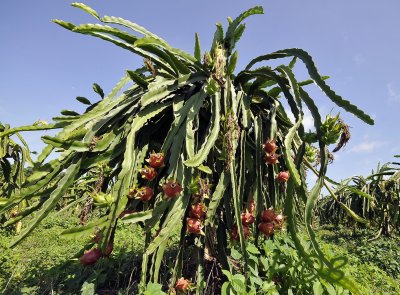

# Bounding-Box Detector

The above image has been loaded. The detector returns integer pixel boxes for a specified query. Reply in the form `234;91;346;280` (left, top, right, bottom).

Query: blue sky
1;1;399;182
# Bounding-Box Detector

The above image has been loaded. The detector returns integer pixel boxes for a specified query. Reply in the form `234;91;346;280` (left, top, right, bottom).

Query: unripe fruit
146;152;165;169
186;217;203;234
92;192;114;207
258;222;274;236
263;138;277;153
261;209;275;222
276;171;290;183
79;248;103;266
189;203;207;219
175;277;190;293
163;180;182;199
140;166;157;181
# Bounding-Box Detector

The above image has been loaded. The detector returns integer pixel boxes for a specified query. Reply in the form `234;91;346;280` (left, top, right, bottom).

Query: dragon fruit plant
0;3;374;294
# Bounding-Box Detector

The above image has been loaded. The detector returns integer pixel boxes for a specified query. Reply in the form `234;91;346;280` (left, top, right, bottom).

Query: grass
0;211;147;294
0;213;399;294
316;225;400;295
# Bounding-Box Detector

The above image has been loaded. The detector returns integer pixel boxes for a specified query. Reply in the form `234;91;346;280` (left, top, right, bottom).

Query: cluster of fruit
82;141;288;267
81;152;182;266
258;208;284;236
136;152;208;236
128;152;182;202
231;200;284;241
186;202;207;235
262;138;290;183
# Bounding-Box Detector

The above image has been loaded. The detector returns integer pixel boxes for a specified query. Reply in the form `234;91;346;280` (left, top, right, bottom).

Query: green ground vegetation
1;212;399;294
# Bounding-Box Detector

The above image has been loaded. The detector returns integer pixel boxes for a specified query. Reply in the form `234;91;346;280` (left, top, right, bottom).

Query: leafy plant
354;239;400;277
143;282;168;295
0;123;34;233
317;158;400;237
317;226;400;294
0;3;374;294
0;211;148;294
0;123;32;200
222;235;351;295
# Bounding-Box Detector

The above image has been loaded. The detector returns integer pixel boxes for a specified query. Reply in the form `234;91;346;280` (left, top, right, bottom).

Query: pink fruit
136;186;154;202
261;209;275;222
186;217;203;234
140;166;157;181
265;153;280;165
263;138;277;154
276;171;290;183
175;277;190;293
79;248;103;266
258;222;274;236
163;180;182;199
241;212;255;225
189;203;207;219
146;152;165;169
231;224;250;241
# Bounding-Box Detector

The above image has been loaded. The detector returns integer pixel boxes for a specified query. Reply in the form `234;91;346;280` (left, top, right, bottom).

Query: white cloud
362;133;370;140
303;110;314;131
350;141;384;153
287;109;315;131
387;83;400;102
287;112;295;123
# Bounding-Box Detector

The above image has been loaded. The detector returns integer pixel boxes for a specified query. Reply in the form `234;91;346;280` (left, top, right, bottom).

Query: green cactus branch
0;3;376;294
